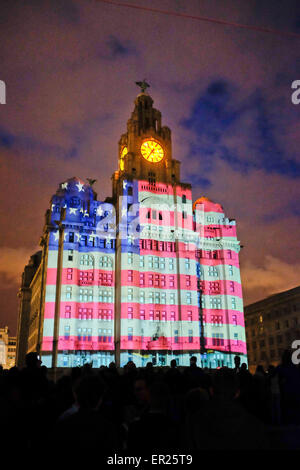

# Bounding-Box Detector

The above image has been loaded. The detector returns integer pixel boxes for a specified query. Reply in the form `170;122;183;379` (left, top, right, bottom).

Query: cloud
242;255;300;304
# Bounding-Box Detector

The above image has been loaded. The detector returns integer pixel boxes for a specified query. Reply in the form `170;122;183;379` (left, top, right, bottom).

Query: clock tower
112;88;181;200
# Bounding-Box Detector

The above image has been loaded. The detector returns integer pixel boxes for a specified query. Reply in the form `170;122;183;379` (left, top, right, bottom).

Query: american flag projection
25;88;247;369
40;175;246;368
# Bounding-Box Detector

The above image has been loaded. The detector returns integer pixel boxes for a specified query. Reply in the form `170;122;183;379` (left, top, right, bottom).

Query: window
128;253;133;265
231;297;236;309
228;265;233;276
162;311;166;322
169;276;175;288
128;270;133;282
186;292;192;305
128;307;133;319
66;286;72;299
140;291;145;303
182;211;187;219
185;258;191;270
277;335;283;344
79;288;93;302
128;328;133;341
140;273;145;286
99;256;113;268
68;250;73;261
234;333;238;345
98;329;102;342
139;256;144;268
98;272;112;286
69;232;74;243
64;326;70;340
182;195;186;204
161;275;166;287
186;275;191;287
77;328;82;341
169;258;174;270
170;293;175;305
128;288;133;301
188;311;192;322
208;266;219;277
140;310;145;320
161;292;166;304
65;305;71;318
80;270;94;283
80;254;94;267
99;289;113;303
171;311;175;321
67;268;73;280
149;310;154;321
87;328;92;341
232;314;237;326
155;310;160;321
209;281;220;293
229;281;235;293
148;274;153;286
188;330;193;343
210;297;222;309
174;330;179;344
107;329;112;343
148;256;153;269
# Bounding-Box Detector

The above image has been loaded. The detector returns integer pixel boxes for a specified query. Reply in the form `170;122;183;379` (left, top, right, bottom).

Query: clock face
141;140;164;163
120;146;128;171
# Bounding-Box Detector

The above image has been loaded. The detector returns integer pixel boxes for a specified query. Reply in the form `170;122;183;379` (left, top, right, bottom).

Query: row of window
139;239;176;252
201;297;237;310
65;306;113;320
250;332;294;350
64;326;112;343
66;286;238;310
66;287;114;303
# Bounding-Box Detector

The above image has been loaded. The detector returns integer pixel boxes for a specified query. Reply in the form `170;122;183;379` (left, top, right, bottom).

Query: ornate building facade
17;88;247;368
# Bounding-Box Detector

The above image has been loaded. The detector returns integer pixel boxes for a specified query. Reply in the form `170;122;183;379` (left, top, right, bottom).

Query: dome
193;196;223;213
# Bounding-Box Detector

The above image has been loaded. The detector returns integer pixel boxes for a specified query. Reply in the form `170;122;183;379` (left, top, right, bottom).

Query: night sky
1;0;300;334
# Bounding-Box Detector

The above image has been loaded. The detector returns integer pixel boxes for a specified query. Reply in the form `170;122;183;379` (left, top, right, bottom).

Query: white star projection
97;206;104;216
76;182;84;192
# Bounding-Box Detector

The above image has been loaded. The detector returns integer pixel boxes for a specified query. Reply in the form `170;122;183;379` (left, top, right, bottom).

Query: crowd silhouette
1;351;300;453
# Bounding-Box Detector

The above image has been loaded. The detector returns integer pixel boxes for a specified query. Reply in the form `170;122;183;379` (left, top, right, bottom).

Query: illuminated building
245;286;300;372
0;326;16;369
17;87;247;368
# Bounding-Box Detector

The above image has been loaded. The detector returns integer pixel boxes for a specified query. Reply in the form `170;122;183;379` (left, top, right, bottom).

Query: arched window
79;254;94;267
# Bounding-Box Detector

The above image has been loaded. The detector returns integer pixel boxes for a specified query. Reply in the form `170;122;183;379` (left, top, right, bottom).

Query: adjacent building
17;87;247;368
0;326;16;369
245;286;300;372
